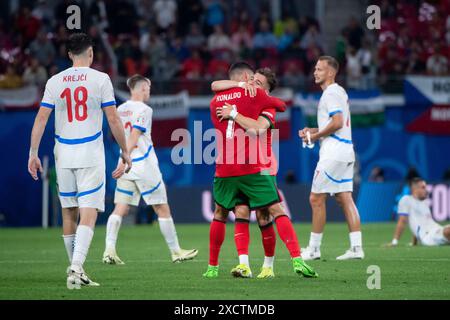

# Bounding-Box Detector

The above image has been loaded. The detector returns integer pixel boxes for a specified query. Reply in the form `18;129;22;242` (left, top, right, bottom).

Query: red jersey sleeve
259;108;276;129
255;88;286;112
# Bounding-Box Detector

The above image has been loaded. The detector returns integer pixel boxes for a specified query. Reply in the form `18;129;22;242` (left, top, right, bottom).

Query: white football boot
301;246;321;261
336;247;365;260
66;266;100;289
171;248;199;263
102;248;125;265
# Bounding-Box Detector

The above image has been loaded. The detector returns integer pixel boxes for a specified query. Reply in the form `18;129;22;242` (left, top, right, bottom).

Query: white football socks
106;214;123;251
309;232;323;249
158;217;181;253
263;256;274;268
62;234;75;263
349;231;362;249
71;225;94;271
239;254;249;266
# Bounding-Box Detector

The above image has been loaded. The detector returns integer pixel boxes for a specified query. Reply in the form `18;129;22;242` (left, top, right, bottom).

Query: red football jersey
210;87;285;177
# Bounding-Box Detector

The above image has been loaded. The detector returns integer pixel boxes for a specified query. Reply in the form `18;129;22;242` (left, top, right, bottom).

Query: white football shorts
114;178;168;206
420;225;450;246
311;159;354;195
56;164;105;212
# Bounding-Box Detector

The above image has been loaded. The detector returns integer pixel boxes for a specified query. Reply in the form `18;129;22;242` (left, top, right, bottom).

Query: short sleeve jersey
317;83;355;162
210;88;285;177
40;66;116;168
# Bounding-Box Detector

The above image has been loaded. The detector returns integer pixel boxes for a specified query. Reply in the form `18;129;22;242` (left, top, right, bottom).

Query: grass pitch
0;222;449;300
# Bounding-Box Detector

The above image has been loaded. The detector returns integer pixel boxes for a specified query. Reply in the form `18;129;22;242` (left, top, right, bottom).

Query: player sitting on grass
209;68;281;279
102;74;198;264
387;177;450;247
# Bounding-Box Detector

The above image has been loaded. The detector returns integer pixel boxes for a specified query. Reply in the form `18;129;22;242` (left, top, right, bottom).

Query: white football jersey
317;83;355;162
397;195;441;240
117;100;161;181
40;66;116;168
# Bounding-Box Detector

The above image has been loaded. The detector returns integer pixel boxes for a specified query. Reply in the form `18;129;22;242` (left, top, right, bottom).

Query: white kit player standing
387;177;450;247
102;74;198;264
299;56;364;260
28;33;132;289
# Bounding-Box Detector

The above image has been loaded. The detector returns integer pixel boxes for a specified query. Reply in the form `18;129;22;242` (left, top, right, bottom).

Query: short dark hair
256;67;278;92
67;33;93;55
228;61;254;78
409;177;425;187
127;74;150;90
318;55;339;72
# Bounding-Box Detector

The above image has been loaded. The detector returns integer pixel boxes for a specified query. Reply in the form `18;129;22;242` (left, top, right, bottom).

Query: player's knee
310;194;324;207
234;206;249;220
153;203;171;218
267;203;284;217
256;209;271;225
214;205;228;221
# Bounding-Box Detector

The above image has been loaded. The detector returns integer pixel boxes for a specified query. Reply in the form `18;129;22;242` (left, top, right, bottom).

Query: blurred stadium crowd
0;0;449;94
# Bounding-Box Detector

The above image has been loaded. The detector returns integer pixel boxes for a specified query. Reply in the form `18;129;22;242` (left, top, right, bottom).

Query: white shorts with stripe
311;159;354;195
114;178;168;206
420;225;450;246
56;164;105;212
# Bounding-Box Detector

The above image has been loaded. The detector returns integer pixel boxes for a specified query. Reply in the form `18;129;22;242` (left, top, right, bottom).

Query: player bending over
387;177;450;247
102;74;198;264
28;33;132;289
209;68;281;279
299;56;364;260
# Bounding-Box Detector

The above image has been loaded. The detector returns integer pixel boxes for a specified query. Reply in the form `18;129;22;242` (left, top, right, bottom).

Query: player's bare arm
211;80;257;97
28;107;53;180
298;127;319;140
104;106;132;176
385;215;408;247
309;113;344;143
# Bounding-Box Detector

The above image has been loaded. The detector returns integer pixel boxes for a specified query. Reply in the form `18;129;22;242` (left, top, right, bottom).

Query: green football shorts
213;172;281;210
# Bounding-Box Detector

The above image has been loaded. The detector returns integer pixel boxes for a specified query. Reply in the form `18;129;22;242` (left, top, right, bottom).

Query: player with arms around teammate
210;68;281;279
103;74;198;264
299;56;364;260
203;62;317;279
28;33;132;289
387;177;450;247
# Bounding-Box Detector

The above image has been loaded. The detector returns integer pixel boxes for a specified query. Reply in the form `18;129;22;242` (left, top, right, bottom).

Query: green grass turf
0;222;449;300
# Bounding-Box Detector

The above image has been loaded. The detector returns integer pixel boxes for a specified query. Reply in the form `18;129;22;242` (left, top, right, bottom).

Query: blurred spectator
230;10;254;35
253;20;278;49
185;22;206;50
358;39;373;89
342;16;364;50
28;30;55;68
177;0;204;36
204;0;226;32
22;57;48;87
54;44;71;72
346;46;362;89
169;37;190;62
369;166;385;182
231;24;253;55
31;0;54;30
278;23;296;52
282;60;305;91
335;30;348;65
300;25;324;51
207;25;232;52
15;6;41;46
426;45;449;75
406;51;426;74
181;50;204;79
0;65;23;89
153;0;177;32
